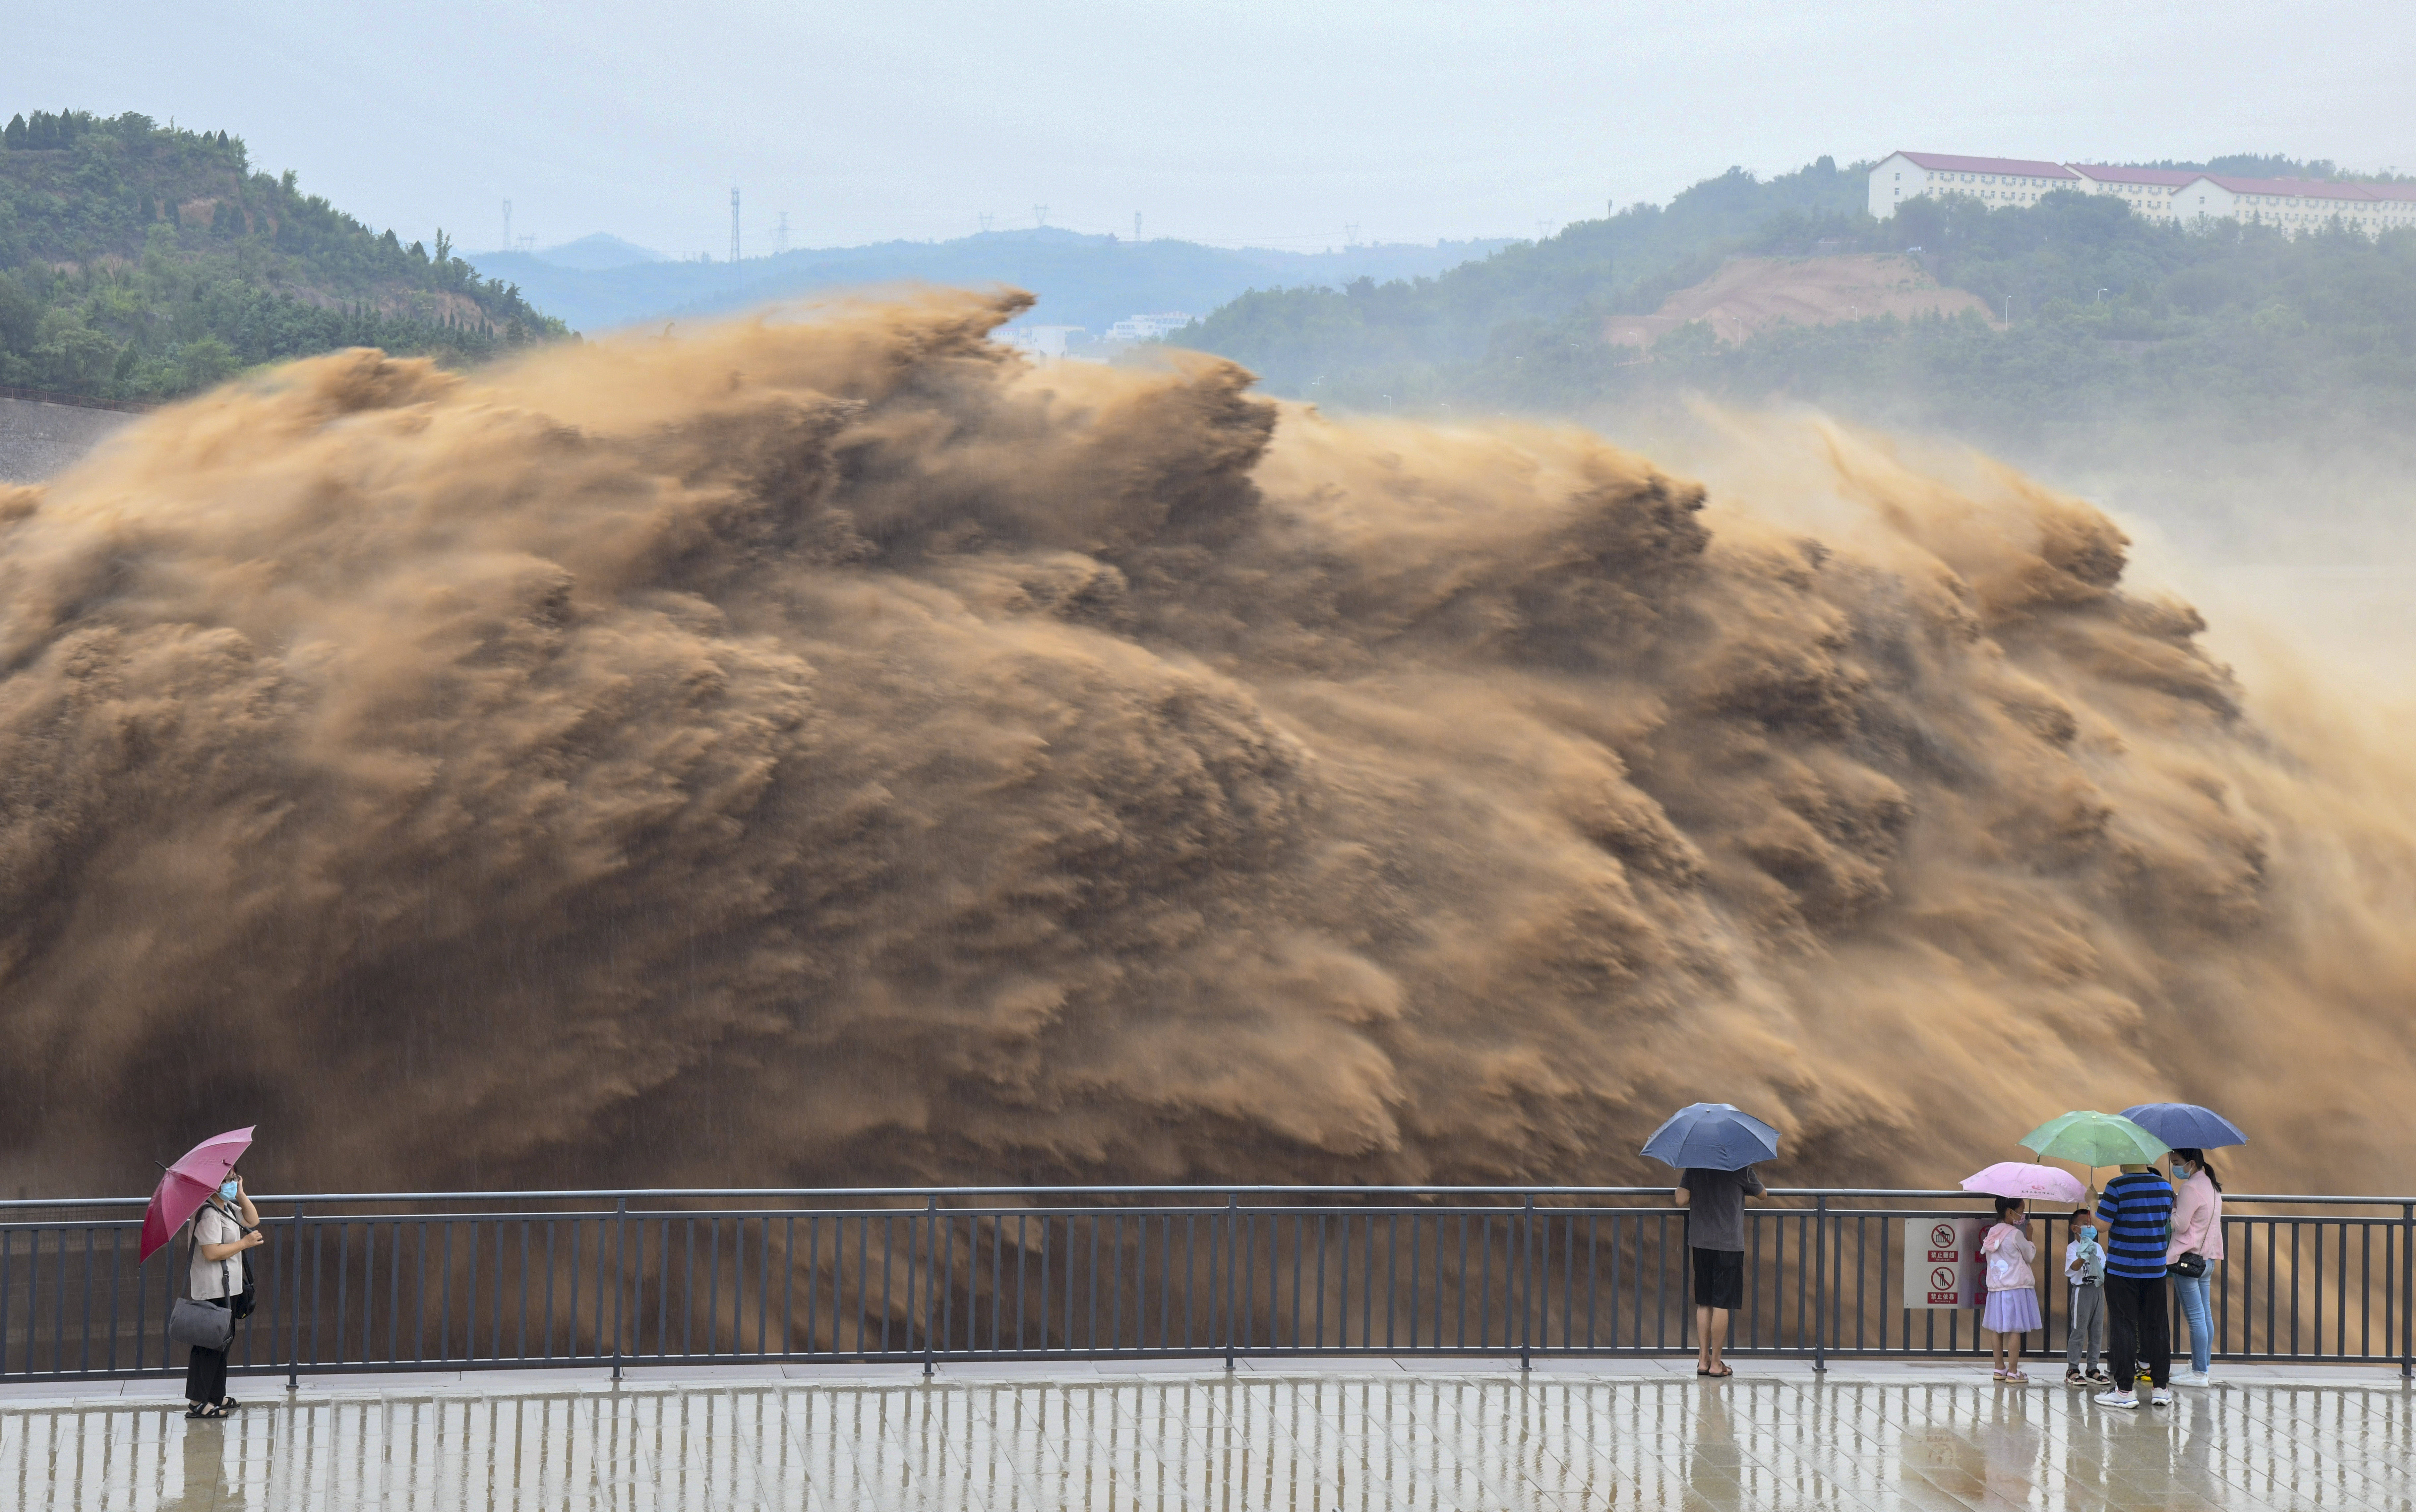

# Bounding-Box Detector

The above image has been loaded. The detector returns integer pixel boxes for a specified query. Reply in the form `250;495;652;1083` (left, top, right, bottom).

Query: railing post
1519;1192;1534;1371
2402;1200;2412;1383
286;1202;305;1391
1813;1194;1827;1373
612;1197;627;1382
923;1194;938;1379
1224;1193;1238;1371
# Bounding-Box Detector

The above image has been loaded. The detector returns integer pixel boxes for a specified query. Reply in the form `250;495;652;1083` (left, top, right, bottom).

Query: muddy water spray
2;291;2409;1196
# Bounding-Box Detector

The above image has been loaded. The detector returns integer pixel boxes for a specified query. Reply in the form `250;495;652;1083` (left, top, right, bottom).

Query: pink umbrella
139;1126;254;1261
1960;1162;2086;1206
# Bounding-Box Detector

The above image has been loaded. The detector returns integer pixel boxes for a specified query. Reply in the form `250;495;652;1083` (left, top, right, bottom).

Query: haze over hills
520;232;665;271
464;226;1516;336
1173;150;2416;459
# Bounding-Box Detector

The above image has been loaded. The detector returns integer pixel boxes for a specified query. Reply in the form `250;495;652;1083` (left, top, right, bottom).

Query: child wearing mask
2063;1208;2109;1385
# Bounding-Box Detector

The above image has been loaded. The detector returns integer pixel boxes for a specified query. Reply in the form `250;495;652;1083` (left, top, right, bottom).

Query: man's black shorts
1692;1246;1744;1310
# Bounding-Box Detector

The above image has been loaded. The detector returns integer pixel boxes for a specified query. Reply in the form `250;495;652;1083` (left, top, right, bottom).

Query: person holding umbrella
139;1127;263;1421
1645;1103;1778;1380
185;1167;264;1418
2124;1102;2247;1389
2015;1110;2174;1409
2163;1148;2226;1385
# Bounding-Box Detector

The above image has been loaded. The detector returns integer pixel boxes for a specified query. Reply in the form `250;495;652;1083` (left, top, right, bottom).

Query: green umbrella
2019;1110;2169;1168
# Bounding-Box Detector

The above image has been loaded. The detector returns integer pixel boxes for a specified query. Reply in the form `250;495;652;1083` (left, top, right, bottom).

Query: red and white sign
1902;1217;1984;1308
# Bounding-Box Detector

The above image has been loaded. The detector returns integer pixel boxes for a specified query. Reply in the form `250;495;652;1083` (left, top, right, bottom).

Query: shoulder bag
167;1204;239;1352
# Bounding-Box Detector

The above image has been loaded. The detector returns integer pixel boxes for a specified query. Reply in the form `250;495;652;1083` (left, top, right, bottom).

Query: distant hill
0;108;568;402
464;226;1516;335
1170;156;1875;390
518;232;663;272
1171;152;2416;454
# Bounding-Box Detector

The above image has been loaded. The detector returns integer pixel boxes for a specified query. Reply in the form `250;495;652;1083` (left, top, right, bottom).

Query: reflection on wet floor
4;1373;2412;1511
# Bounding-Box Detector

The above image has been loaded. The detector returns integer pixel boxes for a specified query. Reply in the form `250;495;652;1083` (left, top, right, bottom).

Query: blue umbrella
2120;1103;2248;1150
1641;1103;1780;1171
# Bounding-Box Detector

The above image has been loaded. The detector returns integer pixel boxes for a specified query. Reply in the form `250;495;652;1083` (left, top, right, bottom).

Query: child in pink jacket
1980;1197;2041;1381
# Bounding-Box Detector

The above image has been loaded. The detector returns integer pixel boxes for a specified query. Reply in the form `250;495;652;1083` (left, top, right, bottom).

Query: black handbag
229;1248;258;1321
2169;1250;2208;1279
167;1202;241;1351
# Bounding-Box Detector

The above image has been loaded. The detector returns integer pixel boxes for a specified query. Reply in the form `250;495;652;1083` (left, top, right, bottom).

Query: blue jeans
2172;1267;2213;1374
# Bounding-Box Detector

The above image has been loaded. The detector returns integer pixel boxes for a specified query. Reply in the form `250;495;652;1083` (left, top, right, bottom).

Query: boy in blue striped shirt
2095;1163;2177;1407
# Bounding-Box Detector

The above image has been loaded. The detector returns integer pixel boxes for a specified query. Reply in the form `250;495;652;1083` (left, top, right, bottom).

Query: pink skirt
1982;1287;2042;1334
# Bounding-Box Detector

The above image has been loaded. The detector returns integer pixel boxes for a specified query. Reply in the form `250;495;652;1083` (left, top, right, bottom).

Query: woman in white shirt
186;1170;264;1419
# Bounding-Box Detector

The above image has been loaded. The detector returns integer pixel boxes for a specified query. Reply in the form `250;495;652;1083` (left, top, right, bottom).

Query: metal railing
2;1187;2408;1385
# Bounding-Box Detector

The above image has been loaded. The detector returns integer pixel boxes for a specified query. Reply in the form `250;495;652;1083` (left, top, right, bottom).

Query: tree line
0;108;570;401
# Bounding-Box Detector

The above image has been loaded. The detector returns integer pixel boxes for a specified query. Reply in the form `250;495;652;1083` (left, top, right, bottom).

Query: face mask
219;1179;240;1201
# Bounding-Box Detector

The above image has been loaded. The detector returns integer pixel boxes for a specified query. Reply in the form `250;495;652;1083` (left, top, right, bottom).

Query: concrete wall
0;396;138;483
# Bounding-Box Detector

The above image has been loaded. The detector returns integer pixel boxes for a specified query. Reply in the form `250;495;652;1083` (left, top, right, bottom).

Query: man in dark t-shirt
1676;1165;1764;1377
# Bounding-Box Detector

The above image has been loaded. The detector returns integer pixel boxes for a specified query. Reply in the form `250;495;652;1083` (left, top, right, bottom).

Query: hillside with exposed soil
1605;254;1995;348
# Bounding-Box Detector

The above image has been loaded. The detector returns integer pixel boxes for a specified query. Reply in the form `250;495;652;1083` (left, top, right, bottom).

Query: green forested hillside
1479;190;2416;445
1171;154;2416;449
0;109;568;401
1171;156;1870;389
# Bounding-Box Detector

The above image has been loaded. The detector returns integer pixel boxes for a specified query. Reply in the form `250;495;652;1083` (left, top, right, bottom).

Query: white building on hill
2068;164;2200;220
1867;153;2079;219
1102;312;1196;344
994;325;1086;361
2171;174;2416;233
1872;151;2416;238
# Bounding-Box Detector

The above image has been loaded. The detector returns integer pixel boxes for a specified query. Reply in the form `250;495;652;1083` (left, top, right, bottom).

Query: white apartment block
1871;152;2416;236
2172;174;2416;233
1102;312;1197;344
994;325;1086;360
1868;154;2079;218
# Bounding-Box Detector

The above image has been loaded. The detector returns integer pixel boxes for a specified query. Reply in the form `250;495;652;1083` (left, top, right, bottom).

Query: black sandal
185;1404;224;1420
219;1397;241;1410
1702;1364;1734;1377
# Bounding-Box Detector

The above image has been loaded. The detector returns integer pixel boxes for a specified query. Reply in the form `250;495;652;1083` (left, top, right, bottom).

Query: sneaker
2151;1387;2173;1407
2094;1390;2140;1409
2172;1369;2210;1387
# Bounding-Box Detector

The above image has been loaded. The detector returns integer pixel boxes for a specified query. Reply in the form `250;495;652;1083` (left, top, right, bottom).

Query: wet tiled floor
4;1362;2410;1510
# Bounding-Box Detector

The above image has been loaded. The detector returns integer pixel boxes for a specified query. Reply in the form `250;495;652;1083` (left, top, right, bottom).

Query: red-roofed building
1868;153;2080;219
1870;152;2416;237
2068;165;2202;222
2173;174;2416;235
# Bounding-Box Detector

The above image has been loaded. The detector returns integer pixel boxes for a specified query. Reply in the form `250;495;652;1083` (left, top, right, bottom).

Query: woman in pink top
1979;1197;2041;1381
2166;1149;2226;1384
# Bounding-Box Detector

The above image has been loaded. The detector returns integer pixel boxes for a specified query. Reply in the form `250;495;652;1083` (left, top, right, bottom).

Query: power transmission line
729;188;741;263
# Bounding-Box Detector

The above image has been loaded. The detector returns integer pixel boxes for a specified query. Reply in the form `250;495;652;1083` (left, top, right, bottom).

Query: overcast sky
12;0;2415;256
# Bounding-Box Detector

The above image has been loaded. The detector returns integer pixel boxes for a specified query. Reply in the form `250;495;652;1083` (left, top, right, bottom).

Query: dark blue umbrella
1641;1103;1780;1171
2120;1103;2248;1150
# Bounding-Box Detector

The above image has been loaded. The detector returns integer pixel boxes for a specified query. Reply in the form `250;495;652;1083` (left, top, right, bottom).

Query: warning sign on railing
1901;1217;1983;1308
